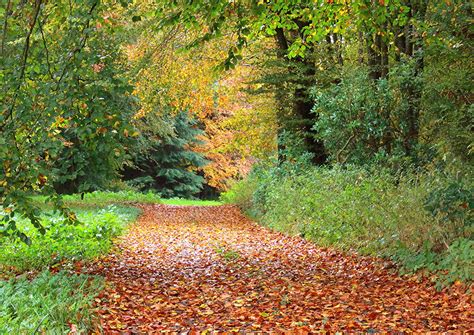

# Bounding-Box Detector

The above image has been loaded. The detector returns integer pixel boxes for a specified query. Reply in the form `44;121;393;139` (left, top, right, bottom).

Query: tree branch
55;0;98;90
39;18;54;81
0;0;43;132
1;0;12;56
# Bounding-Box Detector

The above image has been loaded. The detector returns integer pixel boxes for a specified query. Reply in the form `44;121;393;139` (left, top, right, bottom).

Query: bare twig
1;0;30;58
336;133;356;164
1;0;12;56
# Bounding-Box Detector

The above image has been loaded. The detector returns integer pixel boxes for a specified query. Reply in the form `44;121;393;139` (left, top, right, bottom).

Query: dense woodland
0;0;473;332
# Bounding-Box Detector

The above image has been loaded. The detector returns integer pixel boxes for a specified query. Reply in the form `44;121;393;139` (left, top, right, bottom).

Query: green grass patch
215;247;240;261
0;205;140;273
32;190;162;208
161;198;222;206
0;194;147;334
32;191;221;208
0;270;102;334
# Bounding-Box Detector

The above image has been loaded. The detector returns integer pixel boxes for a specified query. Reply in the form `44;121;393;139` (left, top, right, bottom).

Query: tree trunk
367;33;382;81
274;28;290;163
274;27;327;164
400;0;427;155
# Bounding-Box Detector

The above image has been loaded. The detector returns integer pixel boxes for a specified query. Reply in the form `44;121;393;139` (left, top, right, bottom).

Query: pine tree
125;111;208;198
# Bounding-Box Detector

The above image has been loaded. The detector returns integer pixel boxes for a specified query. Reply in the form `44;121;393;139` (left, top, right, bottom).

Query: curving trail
90;205;472;333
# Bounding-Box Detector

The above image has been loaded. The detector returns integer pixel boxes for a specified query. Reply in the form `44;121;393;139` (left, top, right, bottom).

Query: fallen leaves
88;205;473;333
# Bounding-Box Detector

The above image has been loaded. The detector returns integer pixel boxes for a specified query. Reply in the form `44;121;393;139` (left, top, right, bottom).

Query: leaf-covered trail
90;205;472;333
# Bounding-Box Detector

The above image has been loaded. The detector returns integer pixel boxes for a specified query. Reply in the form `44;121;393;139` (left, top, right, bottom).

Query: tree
150;1;395;163
1;0;136;242
124;112;208;198
125;14;277;191
153;0;471;166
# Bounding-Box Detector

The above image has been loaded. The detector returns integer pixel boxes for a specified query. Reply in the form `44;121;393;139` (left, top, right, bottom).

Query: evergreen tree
125;111;208;198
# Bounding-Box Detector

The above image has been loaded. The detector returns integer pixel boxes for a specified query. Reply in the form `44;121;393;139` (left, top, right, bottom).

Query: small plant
215;247;240;261
424;180;473;227
394;238;473;289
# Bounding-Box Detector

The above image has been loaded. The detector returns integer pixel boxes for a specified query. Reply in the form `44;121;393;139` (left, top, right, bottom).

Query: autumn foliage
127;25;277;191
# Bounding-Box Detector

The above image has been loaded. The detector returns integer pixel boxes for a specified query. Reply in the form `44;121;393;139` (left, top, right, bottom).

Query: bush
394;238;473;288
0;197;143;334
311;66;444;170
0;205;140;272
425;179;473;228
0;271;102;334
225;163;473;286
221;170;263;215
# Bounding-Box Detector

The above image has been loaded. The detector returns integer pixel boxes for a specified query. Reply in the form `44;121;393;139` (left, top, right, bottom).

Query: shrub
0;205;140;272
226;163;473;286
221;170;262;215
424;179;473;229
394;238;473;288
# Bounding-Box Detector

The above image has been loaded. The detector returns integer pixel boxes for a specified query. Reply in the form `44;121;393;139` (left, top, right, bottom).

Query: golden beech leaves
87;205;473;333
128;26;277;190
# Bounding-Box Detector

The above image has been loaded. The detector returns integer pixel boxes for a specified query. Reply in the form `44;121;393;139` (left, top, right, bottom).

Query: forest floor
88;205;472;333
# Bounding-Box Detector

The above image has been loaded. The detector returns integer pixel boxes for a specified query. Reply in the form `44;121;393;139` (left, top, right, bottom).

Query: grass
0;205;140;273
215;247;240;261
32;190;163;208
32;191;221;208
161;198;222;206
0;203;137;334
0;271;102;334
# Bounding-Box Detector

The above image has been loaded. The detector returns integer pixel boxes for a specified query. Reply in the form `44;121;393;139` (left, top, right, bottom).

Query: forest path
90;205;471;333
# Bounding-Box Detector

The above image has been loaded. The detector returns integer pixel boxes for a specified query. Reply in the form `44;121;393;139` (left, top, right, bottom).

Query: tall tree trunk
274;27;327;164
274;28;290;163
366;24;391;152
380;26;389;78
1;0;12;57
358;31;365;65
367;33;382;80
334;33;344;66
400;0;427;155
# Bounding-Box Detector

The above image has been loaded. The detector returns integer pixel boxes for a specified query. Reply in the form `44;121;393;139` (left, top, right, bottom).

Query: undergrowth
0;271;102;334
222;163;473;287
0;205;140;273
0;203;140;334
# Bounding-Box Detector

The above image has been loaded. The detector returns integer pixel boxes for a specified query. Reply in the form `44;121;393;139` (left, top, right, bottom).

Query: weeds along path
90;205;471;333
